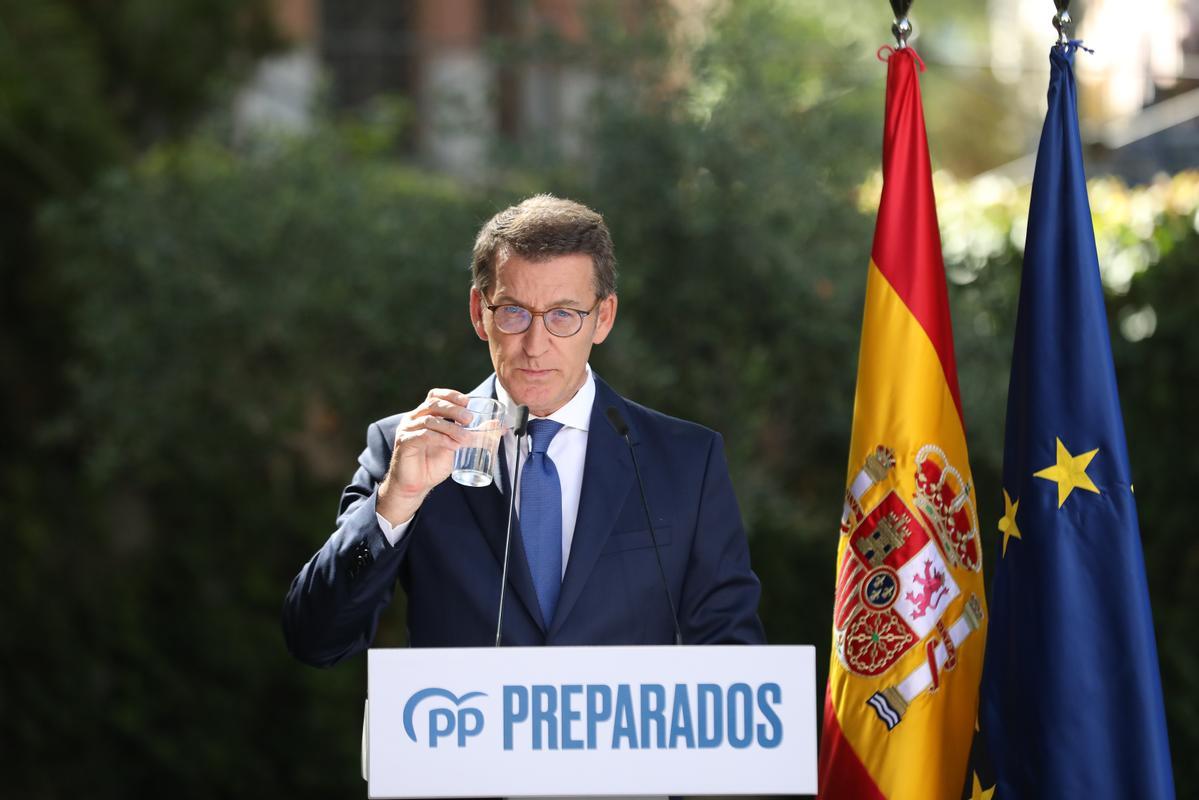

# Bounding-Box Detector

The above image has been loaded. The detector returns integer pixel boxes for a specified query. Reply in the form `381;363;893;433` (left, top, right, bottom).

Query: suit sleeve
677;433;767;645
282;420;414;667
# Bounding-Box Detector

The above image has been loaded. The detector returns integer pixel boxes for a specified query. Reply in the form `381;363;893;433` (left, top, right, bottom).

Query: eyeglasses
485;300;600;338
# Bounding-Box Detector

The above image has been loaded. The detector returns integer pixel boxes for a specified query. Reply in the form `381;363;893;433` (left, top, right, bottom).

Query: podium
364;645;817;798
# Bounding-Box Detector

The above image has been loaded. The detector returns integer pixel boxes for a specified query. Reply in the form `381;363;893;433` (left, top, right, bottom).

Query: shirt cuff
376;511;414;546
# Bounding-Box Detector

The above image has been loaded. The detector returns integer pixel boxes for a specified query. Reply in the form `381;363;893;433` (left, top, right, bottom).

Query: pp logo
403;688;486;747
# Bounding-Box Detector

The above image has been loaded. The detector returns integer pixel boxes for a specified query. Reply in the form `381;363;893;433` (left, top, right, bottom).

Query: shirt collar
495;364;594;433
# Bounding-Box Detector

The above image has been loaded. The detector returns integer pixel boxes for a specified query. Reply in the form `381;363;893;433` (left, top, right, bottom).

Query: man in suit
283;194;764;666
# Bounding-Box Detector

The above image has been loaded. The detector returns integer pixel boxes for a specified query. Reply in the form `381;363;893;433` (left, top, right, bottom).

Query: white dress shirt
377;365;595;578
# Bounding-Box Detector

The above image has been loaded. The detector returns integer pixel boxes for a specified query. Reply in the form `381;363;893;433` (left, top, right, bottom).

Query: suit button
348;541;371;578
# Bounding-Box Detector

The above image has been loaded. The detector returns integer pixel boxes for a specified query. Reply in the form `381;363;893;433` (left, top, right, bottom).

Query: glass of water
451;397;505;487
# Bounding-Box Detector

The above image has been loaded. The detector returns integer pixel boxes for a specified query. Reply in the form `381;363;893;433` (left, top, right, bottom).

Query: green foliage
0;0;276;184
23;127;496;795
0;0;279;507
1106;182;1199;792
55;135;492;488
1;3;283;794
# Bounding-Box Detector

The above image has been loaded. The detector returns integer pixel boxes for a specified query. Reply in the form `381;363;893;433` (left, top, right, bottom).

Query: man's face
469;252;617;418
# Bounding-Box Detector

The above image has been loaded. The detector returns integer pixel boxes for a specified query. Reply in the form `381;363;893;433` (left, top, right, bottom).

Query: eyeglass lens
492;306;584;337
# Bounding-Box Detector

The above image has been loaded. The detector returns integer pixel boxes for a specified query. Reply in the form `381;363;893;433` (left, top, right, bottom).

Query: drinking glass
451;397;505;487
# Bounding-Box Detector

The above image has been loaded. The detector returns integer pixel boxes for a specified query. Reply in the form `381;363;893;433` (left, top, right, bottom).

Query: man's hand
377;389;475;525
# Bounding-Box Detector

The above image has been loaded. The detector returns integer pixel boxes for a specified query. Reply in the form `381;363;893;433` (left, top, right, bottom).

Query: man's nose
520;316;552;356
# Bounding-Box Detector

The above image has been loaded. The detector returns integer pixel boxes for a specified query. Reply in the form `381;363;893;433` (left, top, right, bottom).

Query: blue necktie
521;419;564;625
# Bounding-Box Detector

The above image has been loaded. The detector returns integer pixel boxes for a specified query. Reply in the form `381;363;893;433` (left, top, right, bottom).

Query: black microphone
495;404;530;647
605;406;683;646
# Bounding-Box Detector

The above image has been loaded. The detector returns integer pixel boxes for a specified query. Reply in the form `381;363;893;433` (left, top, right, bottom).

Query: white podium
364;645;817;798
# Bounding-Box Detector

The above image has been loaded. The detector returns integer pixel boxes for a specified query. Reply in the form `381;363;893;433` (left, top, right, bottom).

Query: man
283;194;764;666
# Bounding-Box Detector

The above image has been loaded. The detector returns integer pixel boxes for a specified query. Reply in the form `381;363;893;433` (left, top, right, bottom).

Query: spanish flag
817;47;986;799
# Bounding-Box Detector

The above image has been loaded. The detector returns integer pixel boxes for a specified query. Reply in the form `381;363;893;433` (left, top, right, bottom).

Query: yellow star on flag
1034;437;1100;508
998;489;1022;556
968;772;995;800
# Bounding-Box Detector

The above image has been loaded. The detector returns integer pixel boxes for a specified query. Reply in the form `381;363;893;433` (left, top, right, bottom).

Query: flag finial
890;1;913;48
1053;1;1072;46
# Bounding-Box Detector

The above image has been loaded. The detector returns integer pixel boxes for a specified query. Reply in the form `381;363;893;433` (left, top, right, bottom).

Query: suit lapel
461;374;546;632
548;378;635;638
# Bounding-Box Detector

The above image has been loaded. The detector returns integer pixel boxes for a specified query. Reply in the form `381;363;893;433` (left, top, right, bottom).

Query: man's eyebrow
491;294;585;308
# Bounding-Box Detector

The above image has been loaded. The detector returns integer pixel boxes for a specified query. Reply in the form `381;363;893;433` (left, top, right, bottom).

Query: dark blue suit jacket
283;375;765;666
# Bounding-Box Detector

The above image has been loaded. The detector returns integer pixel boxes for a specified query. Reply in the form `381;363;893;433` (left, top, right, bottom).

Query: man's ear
469;287;488;341
591;293;618;345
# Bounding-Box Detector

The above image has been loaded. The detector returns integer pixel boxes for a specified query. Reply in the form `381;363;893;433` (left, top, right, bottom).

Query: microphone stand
605;406;684;645
495;405;530;647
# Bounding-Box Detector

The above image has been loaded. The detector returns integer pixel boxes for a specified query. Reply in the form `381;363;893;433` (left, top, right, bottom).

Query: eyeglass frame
483;298;603;338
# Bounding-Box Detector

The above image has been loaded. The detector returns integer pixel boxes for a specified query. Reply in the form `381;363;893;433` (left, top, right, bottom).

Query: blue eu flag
972;44;1175;798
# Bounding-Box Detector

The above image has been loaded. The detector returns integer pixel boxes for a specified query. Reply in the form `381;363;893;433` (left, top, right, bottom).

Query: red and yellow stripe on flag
817;48;987;800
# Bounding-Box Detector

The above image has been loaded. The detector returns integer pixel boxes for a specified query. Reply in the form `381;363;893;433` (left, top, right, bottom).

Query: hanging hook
890;0;913;48
1053;0;1071;46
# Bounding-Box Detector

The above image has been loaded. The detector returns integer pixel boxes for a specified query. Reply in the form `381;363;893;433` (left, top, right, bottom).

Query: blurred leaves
1;0;279;476
51;131;491;489
21;122;495;796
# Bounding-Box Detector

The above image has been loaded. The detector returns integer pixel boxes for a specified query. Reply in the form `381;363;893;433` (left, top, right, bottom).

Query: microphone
605;406;683;646
495;404;530;647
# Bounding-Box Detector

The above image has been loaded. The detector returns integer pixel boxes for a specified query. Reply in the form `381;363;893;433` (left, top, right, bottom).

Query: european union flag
969;44;1175;798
